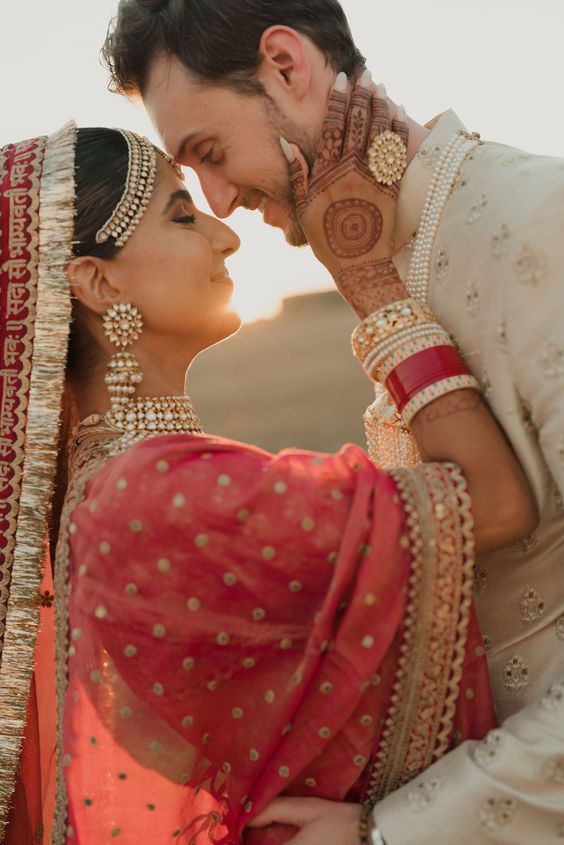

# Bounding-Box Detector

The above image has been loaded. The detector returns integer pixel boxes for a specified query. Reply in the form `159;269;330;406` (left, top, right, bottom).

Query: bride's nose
210;216;241;258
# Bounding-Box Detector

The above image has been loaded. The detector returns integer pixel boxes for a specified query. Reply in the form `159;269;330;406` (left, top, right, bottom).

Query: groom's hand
281;73;410;318
247;796;362;845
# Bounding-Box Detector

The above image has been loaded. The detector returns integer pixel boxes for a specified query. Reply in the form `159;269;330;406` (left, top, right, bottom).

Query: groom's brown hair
103;0;365;97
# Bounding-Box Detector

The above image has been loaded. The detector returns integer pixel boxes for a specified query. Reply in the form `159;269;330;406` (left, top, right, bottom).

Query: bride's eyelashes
173;213;197;226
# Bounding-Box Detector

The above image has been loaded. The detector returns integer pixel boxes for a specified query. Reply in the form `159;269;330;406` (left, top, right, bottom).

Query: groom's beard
243;98;316;247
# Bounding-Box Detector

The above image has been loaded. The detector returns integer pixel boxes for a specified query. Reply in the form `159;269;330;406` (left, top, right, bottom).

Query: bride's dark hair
51;128;135;552
66;128;133;381
73;127;130;258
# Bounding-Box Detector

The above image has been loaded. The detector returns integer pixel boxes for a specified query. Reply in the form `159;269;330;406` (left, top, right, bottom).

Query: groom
103;1;564;842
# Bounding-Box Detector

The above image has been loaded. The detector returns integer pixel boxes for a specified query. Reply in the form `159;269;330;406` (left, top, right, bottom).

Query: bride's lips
211;270;234;298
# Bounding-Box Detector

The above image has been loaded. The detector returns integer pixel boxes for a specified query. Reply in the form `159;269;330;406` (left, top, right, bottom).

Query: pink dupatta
54;434;495;844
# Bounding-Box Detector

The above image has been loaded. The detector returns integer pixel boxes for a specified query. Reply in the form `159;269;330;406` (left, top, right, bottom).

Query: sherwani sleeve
503;182;564;503
376;675;564;843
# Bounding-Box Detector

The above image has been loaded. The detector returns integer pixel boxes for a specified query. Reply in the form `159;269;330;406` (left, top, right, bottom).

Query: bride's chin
205;308;242;346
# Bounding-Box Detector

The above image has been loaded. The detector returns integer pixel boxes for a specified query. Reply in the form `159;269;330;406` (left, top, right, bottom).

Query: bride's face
108;155;241;352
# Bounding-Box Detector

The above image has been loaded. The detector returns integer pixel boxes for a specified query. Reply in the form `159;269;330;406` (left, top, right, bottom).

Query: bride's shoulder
82;432;271;504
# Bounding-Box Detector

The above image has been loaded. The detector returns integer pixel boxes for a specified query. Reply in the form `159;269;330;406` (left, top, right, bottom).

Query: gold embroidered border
0;123;75;838
432;464;474;760
364;462;475;804
0;138;45;836
0;140;43;643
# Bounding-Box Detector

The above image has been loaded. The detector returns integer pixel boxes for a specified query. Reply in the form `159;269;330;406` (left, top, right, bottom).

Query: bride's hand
247;796;361;845
281;73;409;318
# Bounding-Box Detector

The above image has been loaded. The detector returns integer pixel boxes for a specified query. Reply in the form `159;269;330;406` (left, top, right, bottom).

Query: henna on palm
323;199;383;259
335;259;405;318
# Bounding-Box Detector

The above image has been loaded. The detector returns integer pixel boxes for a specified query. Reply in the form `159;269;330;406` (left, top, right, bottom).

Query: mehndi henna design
335;259;405;318
415;390;484;424
344;86;372;155
323;199;383;259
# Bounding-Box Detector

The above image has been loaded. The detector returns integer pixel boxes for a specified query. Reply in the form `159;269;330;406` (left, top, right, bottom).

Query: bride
0;82;535;845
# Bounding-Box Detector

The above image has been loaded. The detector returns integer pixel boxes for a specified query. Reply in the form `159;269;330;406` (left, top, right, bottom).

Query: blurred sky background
2;0;563;322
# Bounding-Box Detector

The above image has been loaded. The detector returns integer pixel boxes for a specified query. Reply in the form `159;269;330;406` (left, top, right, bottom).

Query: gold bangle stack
351;298;454;383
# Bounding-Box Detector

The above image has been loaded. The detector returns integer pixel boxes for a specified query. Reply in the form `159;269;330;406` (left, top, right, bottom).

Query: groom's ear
257;26;312;101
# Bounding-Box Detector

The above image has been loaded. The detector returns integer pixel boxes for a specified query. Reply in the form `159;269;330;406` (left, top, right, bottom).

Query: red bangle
385;346;470;413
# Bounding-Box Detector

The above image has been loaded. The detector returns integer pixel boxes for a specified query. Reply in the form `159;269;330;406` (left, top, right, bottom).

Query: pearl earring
103;303;144;414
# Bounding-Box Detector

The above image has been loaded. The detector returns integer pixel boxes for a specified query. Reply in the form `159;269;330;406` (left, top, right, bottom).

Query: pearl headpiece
95;130;158;249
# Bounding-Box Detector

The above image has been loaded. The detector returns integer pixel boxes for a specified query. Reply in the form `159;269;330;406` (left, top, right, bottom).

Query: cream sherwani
376;112;564;842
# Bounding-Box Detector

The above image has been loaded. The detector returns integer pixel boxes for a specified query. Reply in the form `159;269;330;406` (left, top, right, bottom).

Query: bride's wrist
333;258;407;319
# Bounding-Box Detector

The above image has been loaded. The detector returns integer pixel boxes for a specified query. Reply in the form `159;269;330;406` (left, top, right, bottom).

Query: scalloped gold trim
364;462;475;804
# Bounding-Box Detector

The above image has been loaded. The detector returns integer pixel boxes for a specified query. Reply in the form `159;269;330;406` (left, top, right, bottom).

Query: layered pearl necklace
407;130;482;304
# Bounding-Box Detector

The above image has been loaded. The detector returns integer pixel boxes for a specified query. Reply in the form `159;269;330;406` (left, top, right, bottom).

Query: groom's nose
197;170;241;219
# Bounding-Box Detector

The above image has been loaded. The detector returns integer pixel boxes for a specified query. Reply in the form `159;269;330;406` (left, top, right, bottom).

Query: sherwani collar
394;110;468;250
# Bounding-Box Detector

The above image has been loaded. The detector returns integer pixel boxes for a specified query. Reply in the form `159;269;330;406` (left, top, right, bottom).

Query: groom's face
145;56;315;246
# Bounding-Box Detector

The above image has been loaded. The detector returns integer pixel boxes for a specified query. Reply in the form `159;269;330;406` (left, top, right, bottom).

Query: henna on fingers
391;114;409;152
371;93;392;140
343;84;372;156
317;88;348;171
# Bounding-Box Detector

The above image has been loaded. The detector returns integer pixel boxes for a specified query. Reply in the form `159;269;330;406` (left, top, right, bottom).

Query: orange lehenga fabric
54;433;496;845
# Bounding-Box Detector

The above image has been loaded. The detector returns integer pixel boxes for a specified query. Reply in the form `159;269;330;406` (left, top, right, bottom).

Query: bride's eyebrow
162;189;193;215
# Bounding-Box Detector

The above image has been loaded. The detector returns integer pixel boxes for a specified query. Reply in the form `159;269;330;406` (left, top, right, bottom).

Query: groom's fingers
281;140;309;218
315;74;348;173
392;106;409;150
370;87;392;143
343;70;373;157
248;797;325;829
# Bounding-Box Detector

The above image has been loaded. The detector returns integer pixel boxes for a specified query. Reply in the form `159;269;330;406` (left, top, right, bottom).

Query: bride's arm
282;76;537;555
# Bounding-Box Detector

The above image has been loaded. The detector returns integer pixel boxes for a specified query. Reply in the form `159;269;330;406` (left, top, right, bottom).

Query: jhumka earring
103;302;144;427
102;302;203;445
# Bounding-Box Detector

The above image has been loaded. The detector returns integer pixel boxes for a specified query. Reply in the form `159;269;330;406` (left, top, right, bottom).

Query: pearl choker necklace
76;395;203;457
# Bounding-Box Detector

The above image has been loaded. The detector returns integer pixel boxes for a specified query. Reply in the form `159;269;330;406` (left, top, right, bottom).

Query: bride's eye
173;214;197;226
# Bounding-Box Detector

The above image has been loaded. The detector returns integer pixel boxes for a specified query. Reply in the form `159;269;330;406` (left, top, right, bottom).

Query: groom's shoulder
478;136;564;187
468;137;564;223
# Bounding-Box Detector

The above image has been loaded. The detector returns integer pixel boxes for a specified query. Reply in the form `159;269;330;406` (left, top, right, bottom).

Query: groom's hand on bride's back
280;72;410;318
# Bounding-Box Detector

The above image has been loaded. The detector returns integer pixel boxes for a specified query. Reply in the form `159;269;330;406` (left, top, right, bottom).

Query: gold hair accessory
367;131;407;186
95;130;157;249
157;148;185;181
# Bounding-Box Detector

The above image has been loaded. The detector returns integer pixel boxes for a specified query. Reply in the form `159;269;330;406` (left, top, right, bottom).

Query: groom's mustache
241;189;266;211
